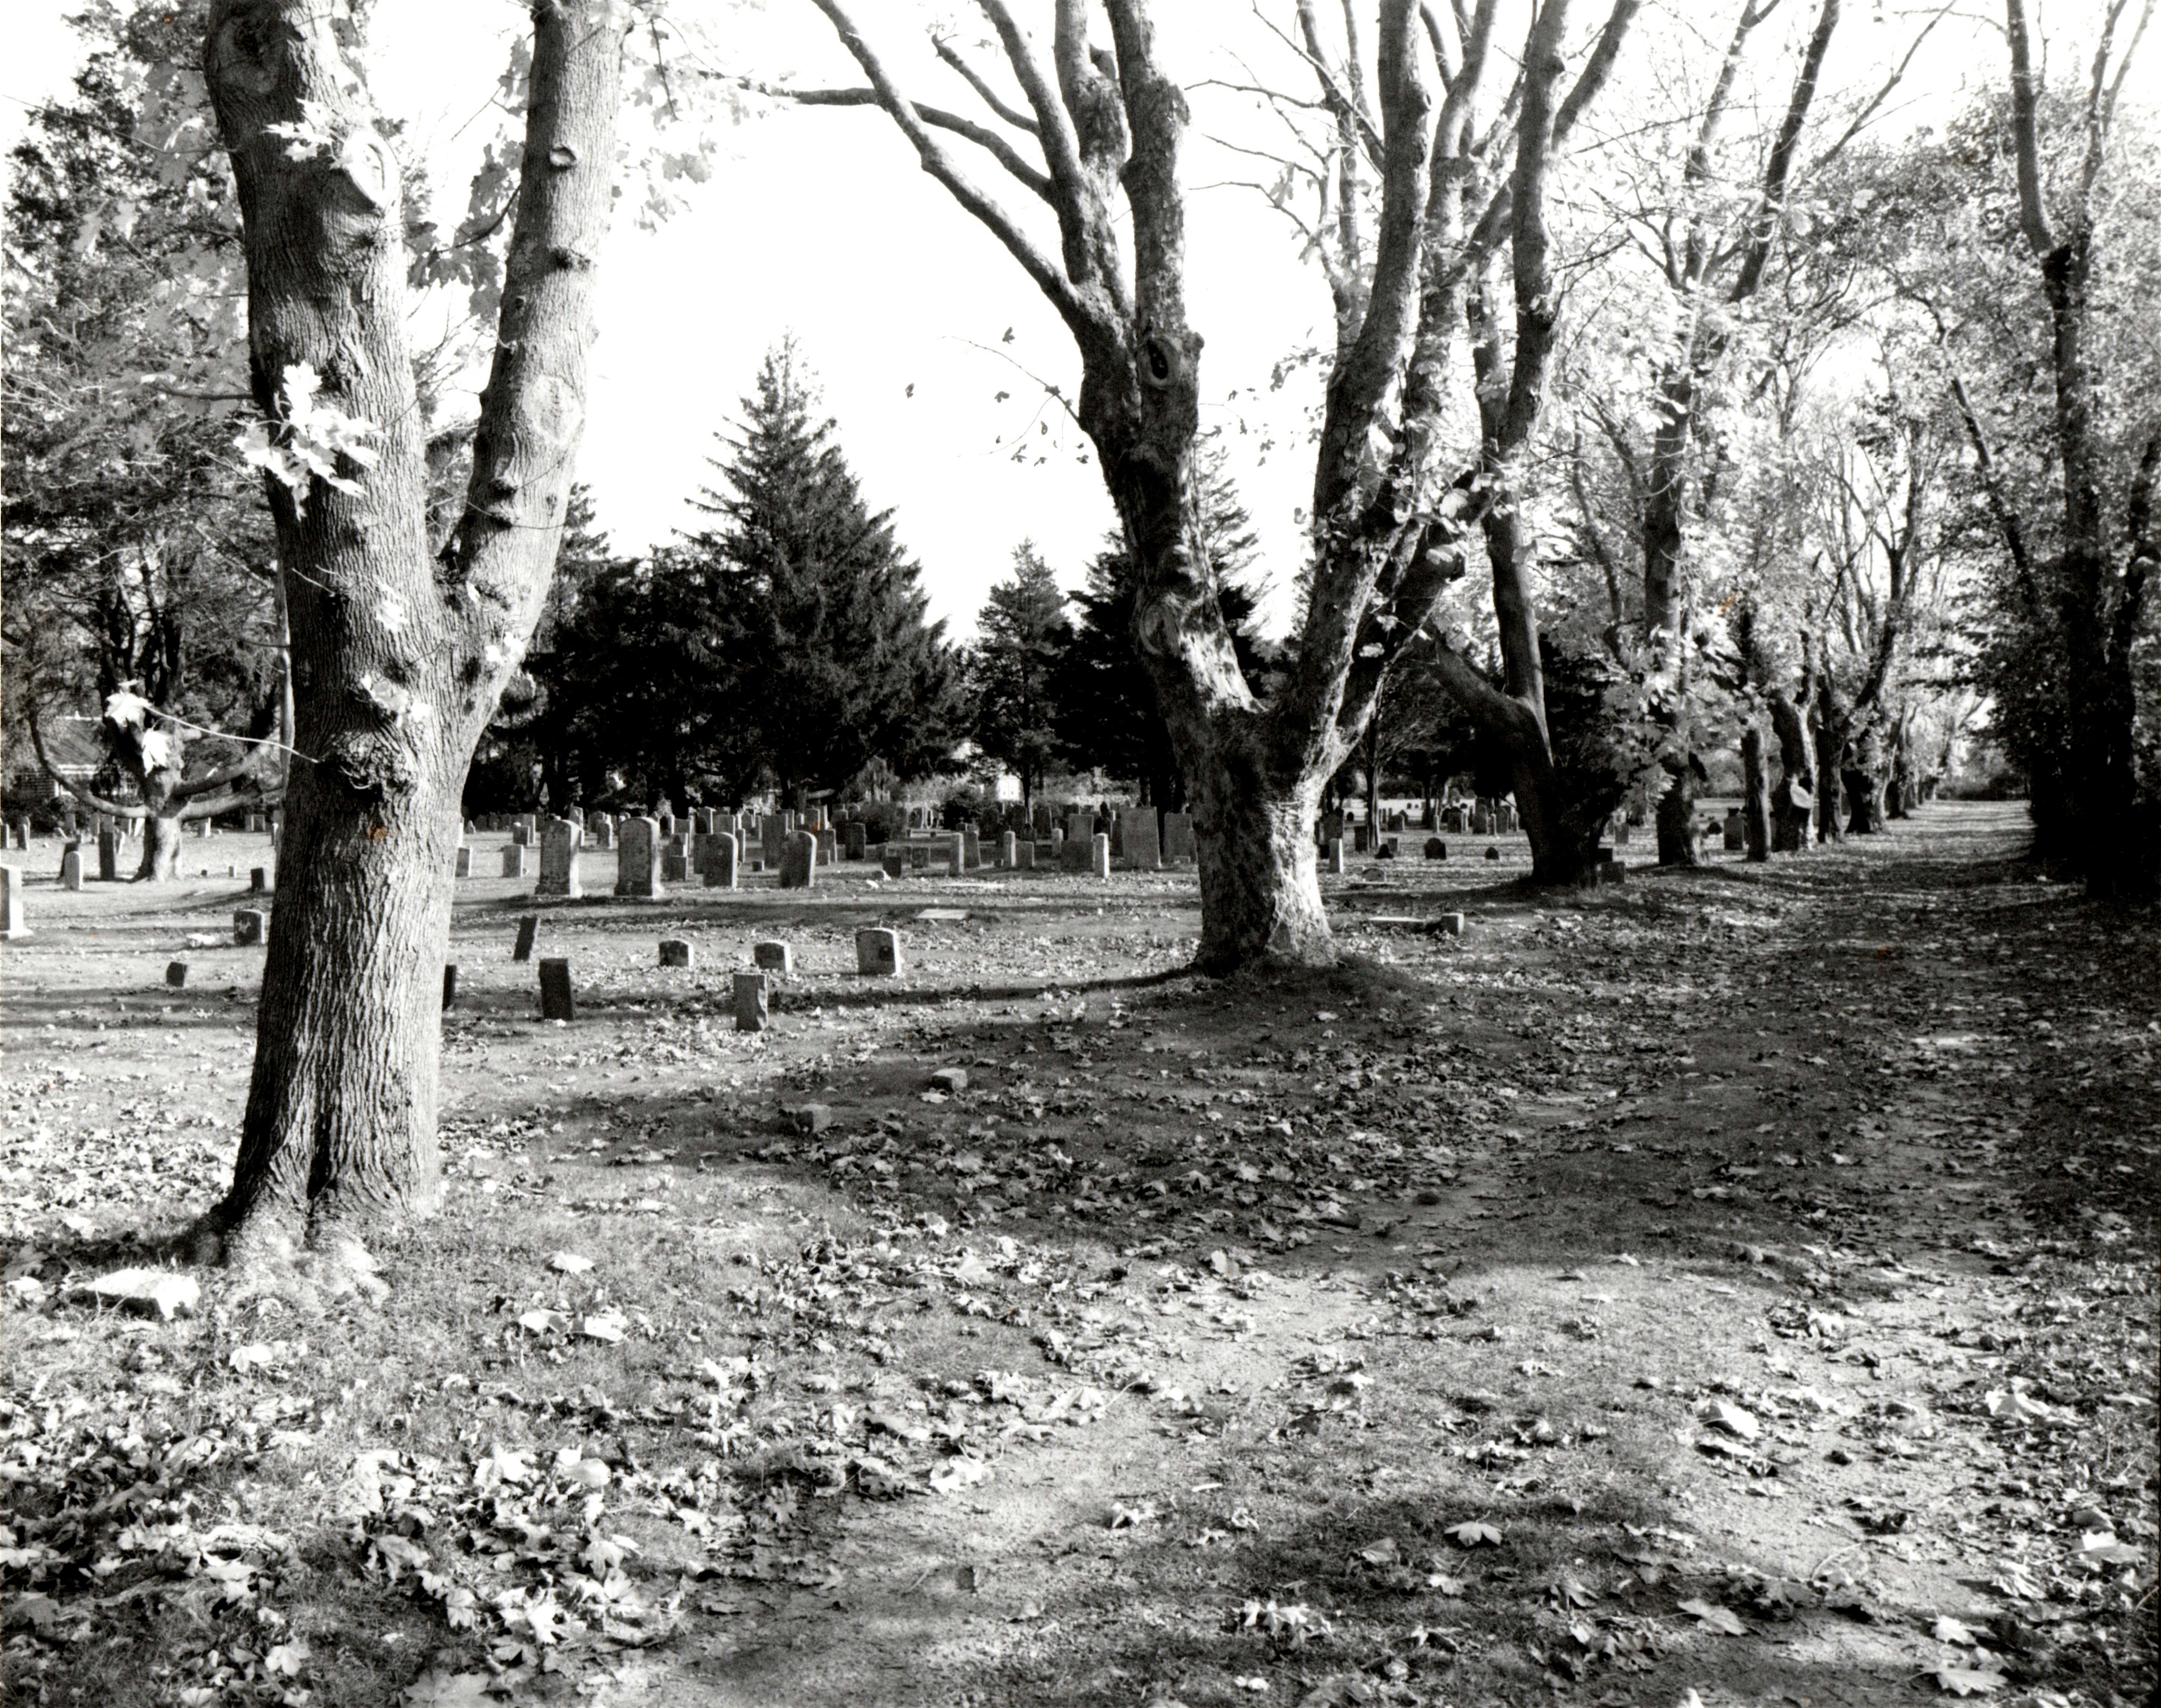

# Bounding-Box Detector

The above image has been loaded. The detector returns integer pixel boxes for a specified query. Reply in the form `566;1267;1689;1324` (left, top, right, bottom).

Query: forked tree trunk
205;0;620;1254
138;815;184;881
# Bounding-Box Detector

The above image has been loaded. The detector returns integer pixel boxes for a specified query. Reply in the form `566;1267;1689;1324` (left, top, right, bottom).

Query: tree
969;542;1068;802
800;0;1635;967
678;343;961;803
3;3;288;874
205;0;627;1257
1992;0;2158;897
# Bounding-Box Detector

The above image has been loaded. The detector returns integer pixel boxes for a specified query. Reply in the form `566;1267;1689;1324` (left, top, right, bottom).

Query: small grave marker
61;846;85;891
732;971;770;1032
513;914;539;962
658;938;693;968
166;961;187;987
753;941;793;974
0;866;29;940
442;964;459;1009
1091;832;1111;879
537;957;575;1021
233;909;268;946
855;927;902;975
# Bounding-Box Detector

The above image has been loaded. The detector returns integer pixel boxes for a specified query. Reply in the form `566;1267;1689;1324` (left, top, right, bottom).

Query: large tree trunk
1655;762;1699;867
1766;685;1814;853
1741;724;1770;862
206;0;620;1255
1188;745;1330;971
1813;708;1847;843
137;814;184;881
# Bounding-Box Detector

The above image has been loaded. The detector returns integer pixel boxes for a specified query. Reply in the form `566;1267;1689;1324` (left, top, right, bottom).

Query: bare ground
2;802;2154;1708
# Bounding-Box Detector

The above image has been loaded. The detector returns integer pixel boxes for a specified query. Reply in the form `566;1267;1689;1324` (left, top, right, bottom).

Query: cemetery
3;0;2156;1705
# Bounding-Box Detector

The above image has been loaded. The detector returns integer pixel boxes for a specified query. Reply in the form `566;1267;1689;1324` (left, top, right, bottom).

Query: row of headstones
487;927;905;1028
6;812;276;854
40;832;278;893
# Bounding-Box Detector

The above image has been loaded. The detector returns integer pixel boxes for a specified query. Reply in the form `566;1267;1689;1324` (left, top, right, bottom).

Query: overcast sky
6;1;2137;638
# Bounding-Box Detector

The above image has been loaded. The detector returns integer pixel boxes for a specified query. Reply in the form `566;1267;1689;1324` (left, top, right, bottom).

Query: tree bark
1188;741;1331;970
1741;724;1770;861
206;0;621;1253
1655;761;1699;867
1766;683;1814;853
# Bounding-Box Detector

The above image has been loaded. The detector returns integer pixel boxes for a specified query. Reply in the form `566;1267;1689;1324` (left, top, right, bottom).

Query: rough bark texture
1766;681;1815;853
206;0;621;1251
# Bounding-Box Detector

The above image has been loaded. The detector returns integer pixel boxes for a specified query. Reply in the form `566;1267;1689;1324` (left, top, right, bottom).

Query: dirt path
3;804;2153;1708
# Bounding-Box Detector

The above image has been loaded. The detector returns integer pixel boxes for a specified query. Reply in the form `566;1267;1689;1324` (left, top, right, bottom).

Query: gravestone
881;847;907;878
1116;807;1160;870
999;831;1018;869
1064;812;1093;851
615;817;661;898
761;815;787;868
1326;839;1345;875
1161;812;1194;864
588;817;615;851
779;830;817;889
537;958;575;1021
1375;841;1396;859
658;938;693;968
233;909;267;946
0;866;28;940
537;817;582;897
818;827;838;867
661;847;691;883
844;821;868;861
194;819;213;839
95;830;120;881
1031;802;1054;838
8;822;28;852
61;846;84;891
1424;837;1448;860
946;832;966;876
1059;830;1091;873
701;832;738;890
1091;832;1111;878
1722;808;1746;852
501;844;531;878
1352;824;1371;854
454;847;472;878
753;941;793;975
732;971;770;1033
166;961;187;987
511;823;533;848
960;827;979;870
442;964;458;1010
512;914;539;962
658;813;675;840
1437;912;1467;936
855;927;903;975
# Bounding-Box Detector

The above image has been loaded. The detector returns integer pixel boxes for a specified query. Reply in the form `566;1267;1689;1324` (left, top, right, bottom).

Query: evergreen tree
682;343;959;801
1051;445;1266;807
968;542;1068;803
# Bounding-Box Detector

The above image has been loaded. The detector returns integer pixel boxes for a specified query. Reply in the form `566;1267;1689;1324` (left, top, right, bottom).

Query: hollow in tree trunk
204;0;621;1255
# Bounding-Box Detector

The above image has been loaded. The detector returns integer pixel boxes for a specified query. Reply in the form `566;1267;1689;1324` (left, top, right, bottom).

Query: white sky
5;1;2144;638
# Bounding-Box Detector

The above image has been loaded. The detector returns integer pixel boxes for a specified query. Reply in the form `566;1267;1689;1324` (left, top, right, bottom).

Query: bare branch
932;32;1041;133
756;81;1054;199
2005;0;2055;253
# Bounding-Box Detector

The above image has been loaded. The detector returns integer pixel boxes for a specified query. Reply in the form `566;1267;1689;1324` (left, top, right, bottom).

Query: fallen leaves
76;1266;199;1319
1446;1520;1503;1548
1676;1596;1747;1635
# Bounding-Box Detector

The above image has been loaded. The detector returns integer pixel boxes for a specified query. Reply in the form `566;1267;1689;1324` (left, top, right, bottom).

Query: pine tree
1052;445;1266;807
682;342;958;801
968;542;1068;803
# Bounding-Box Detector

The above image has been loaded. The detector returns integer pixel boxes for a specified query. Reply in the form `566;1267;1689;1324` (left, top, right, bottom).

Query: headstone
844;821;868;860
658;938;693;968
855;927;903;975
761;815;787;867
1031;802;1053;838
999;830;1018;869
166;960;187;987
0;866;28;940
442;964;458;1010
1723;808;1746;852
537;957;575;1021
455;847;472;878
615;816;661;898
1117;807;1160;870
779;830;817;889
537;817;582;897
1375;841;1396;860
1614;819;1632;847
1437;912;1467;936
881;847;907;878
946;832;966;876
961;827;979;870
61;846;84;891
701;832;738;890
501;844;531;878
588;817;615;851
1352;824;1371;854
7;822;27;852
732;971;770;1033
661;848;691;882
97;830;121;881
817;827;838;867
1161;812;1194;864
194;819;213;839
233;909;268;946
1018;840;1040;870
658;813;675;841
1060;830;1091;873
753;941;794;974
1091;832;1111;879
512;914;538;962
511;823;532;848
1424;837;1448;860
1326;839;1345;875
